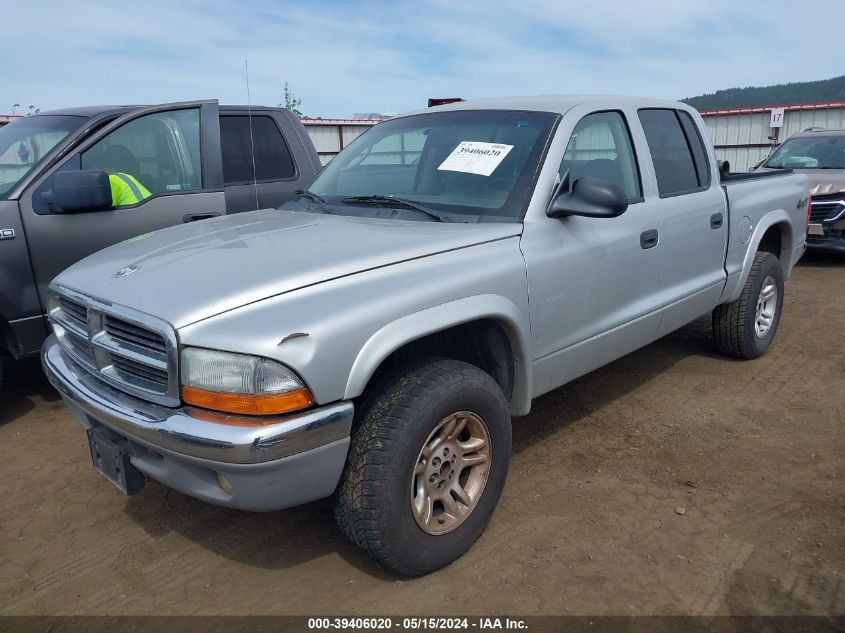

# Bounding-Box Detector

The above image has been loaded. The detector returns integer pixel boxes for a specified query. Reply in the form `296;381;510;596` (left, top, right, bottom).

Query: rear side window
220;116;296;184
678;111;711;188
638;109;704;197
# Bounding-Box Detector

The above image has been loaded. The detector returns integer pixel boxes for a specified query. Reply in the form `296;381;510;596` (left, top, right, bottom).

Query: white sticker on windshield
437;141;514;177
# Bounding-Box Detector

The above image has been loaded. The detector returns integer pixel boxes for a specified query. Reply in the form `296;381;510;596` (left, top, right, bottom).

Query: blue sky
3;0;843;118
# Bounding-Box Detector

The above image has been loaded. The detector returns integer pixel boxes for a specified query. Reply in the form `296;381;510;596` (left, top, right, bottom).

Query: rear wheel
712;251;784;359
333;357;511;576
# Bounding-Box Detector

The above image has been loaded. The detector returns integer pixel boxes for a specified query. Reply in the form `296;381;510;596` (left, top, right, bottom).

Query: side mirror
49;170;113;213
718;160;731;178
547;173;628;219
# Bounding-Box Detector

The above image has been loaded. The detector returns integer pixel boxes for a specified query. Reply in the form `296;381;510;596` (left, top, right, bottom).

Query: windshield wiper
340;195;451;223
294;189;328;205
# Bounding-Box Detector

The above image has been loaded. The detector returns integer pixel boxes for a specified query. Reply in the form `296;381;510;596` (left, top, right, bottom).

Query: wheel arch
344;295;532;415
0;313;20;359
726;211;794;303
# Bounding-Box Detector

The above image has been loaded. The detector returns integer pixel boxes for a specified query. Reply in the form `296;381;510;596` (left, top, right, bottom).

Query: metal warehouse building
301;103;845;171
6;103;845;172
301;118;380;164
0;114;378;165
701;102;845;172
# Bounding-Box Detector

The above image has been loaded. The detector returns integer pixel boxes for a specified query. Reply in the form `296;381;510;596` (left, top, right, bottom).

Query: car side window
678;111;711;188
80;108;202;198
638;109;705;197
559;111;642;202
220;116;296;184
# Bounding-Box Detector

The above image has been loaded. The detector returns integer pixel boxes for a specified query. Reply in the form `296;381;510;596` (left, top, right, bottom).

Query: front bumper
806;232;845;253
807;221;845;254
42;336;353;511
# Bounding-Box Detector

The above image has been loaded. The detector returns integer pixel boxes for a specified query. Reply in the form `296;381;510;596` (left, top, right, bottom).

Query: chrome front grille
48;287;179;407
809;195;844;224
59;297;87;330
104;315;168;354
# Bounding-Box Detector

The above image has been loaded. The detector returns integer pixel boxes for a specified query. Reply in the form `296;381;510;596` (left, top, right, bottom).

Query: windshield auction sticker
437;141;514;176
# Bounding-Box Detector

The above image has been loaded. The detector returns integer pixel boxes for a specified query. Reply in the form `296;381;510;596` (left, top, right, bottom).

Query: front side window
301;110;558;222
765;135;845;169
220;115;296;183
638;109;701;197
0;115;84;198
81;108;202;200
559;111;642;202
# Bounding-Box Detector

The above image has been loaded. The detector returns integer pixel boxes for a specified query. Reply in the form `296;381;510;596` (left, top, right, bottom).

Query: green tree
682;75;845;110
280;81;304;118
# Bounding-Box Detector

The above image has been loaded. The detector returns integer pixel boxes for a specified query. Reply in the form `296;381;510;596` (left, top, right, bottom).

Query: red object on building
428;98;465;108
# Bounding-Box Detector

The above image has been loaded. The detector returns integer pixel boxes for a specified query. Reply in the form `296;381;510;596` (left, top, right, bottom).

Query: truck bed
720;167;793;183
719;168;808;304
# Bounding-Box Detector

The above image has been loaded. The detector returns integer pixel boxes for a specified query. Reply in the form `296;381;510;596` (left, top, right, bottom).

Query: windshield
298;110;558;222
0;115;84;198
765;135;845;169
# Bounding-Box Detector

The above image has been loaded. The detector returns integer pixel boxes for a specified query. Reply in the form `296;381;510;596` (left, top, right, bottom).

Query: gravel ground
1;252;842;616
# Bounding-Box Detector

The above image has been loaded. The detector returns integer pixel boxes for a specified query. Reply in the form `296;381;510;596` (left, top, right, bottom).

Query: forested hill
682;76;845;110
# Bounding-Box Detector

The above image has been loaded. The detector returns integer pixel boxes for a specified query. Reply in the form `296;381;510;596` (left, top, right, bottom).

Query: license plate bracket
87;428;145;495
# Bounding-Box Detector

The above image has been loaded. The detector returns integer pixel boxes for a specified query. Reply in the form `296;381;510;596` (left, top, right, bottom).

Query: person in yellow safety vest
108;172;151;207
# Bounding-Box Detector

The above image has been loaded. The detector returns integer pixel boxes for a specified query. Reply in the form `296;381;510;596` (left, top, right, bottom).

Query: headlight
180;347;313;416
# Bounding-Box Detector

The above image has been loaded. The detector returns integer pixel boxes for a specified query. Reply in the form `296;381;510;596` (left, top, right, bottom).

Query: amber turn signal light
182;385;314;416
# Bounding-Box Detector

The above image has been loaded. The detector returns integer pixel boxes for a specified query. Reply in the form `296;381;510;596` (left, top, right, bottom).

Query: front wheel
0;351;10;391
333;358;512;576
712;251;785;359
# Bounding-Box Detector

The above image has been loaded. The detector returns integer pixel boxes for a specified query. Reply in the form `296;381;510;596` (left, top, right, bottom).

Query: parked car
0;101;321;389
42;95;807;576
755;128;845;252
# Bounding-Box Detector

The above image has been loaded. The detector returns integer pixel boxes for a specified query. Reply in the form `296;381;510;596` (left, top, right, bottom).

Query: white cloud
2;0;842;117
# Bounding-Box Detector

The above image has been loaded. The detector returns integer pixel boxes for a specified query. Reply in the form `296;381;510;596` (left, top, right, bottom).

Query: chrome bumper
42;335;353;464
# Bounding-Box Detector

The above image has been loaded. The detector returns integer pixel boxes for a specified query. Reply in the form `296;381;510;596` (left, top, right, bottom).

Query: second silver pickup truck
42;95;808;576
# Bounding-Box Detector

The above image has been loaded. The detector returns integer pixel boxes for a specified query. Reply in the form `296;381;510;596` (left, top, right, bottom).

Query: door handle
640;229;658;249
183;213;221;223
710;213;724;229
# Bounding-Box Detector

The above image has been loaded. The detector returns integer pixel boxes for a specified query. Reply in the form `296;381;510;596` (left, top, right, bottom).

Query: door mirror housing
49;170;113;213
547;174;628;219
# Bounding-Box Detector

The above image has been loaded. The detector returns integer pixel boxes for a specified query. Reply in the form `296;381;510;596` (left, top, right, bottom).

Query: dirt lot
1;253;843;617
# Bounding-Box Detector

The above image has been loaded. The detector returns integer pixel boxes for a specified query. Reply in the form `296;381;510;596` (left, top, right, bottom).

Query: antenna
244;59;259;211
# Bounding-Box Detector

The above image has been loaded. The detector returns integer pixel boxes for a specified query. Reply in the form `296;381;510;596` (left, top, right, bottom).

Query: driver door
19;101;224;306
522;109;663;396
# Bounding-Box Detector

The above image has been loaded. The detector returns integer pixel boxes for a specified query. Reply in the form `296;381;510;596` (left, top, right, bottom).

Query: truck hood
54;209;521;328
802;169;845;197
758;167;845;196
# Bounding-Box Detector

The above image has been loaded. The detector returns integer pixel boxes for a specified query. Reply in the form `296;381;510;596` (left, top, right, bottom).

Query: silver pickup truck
42;95;808;576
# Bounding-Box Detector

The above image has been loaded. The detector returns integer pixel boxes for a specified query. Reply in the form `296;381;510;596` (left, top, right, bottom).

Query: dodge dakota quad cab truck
0;101;320;388
42;96;808;576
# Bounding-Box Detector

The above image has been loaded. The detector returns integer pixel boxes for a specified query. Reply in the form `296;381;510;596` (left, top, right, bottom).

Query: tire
334;357;512;576
0;352;9;391
712;251;784;359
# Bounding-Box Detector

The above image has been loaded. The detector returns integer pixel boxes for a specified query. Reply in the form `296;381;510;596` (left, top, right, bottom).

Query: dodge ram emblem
113;264;140;279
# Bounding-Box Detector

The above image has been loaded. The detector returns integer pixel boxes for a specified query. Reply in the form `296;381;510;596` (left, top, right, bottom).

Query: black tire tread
333;357;507;576
0;351;10;392
712;251;777;359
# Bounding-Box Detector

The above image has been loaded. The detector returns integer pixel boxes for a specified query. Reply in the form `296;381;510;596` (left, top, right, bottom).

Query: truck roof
401;94;691;118
792;128;845;138
32;104;290;119
32;105;135;118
